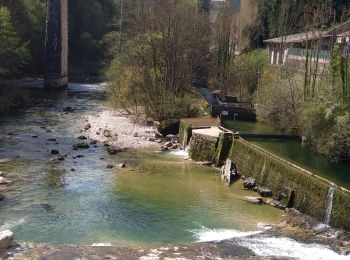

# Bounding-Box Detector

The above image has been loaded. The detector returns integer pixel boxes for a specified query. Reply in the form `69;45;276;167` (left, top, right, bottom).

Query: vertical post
44;0;68;89
233;113;238;133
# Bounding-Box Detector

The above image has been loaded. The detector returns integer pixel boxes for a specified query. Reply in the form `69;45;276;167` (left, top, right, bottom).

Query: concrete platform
192;127;223;137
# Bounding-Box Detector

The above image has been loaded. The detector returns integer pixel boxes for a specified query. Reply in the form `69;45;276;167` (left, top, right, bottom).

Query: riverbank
85;110;160;150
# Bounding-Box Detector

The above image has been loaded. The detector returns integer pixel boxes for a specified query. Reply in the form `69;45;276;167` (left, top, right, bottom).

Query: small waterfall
182;131;188;150
323;187;335;225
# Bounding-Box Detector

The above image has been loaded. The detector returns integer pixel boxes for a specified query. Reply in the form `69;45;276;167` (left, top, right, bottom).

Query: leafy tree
0;6;30;77
106;0;209;120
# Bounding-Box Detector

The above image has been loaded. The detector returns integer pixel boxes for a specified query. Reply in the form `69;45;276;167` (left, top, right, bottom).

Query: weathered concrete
44;0;68;89
230;138;350;230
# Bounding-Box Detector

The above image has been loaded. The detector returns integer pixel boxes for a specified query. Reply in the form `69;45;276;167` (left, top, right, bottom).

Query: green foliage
69;0;118;75
106;0;209;120
1;0;46;75
302;100;350;162
255;67;303;130
0;7;30;77
230;49;268;98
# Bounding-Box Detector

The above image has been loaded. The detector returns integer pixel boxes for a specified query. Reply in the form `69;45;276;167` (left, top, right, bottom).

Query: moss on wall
229;138;350;230
214;132;233;166
188;133;219;162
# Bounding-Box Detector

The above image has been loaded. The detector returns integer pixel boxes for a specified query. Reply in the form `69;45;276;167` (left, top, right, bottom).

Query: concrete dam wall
179;119;350;230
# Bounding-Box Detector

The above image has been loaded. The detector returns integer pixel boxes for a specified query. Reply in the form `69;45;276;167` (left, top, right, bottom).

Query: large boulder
158;118;180;137
73;142;90;149
243;177;256;189
0;177;11;185
258;186;273;197
241;196;263;205
0;230;13;250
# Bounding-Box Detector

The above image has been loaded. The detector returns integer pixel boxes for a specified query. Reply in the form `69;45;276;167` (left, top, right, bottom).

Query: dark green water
224;120;350;190
0;84;283;246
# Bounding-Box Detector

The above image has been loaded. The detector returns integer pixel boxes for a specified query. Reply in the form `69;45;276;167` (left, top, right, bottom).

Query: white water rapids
192;226;350;260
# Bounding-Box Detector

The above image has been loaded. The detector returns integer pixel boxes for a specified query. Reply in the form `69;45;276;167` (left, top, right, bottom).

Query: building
265;20;350;71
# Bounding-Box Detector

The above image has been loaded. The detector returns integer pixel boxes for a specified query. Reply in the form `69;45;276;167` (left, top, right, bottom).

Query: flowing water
324;187;335;225
0;84;348;259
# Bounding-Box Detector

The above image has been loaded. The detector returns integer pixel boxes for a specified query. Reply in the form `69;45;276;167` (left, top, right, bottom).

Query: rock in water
241;196;263;205
116;163;126;168
77;135;87;140
63;107;74;112
243;177;256;189
258;186;272;197
0;177;11;185
73;142;90;149
0;230;13;249
107;148;119;155
50;150;60;155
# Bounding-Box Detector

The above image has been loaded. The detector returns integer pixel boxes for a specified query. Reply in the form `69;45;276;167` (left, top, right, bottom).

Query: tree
0;7;30;77
106;0;209;120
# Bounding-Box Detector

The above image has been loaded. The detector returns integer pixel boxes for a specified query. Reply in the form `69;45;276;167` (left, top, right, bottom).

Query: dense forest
0;0;350;161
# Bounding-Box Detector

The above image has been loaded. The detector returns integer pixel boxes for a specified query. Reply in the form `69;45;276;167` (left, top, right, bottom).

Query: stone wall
188;133;219;162
229;138;350;230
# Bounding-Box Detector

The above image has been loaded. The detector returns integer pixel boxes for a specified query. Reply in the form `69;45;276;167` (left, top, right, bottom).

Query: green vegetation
215;0;350;162
106;0;209;121
0;6;31;77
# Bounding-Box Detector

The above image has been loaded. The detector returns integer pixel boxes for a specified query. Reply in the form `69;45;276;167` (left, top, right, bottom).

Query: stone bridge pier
44;0;68;89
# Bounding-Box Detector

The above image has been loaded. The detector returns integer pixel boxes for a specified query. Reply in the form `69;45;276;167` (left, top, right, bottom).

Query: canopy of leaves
0;6;30;77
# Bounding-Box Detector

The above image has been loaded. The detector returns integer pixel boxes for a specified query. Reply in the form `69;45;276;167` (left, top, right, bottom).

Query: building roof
264;31;330;44
264;19;350;44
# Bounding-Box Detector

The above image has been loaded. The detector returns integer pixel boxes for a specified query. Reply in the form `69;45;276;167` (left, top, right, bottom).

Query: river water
0;84;348;259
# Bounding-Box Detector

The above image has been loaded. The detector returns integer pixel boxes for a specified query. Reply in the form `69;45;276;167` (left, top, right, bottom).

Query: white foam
91;243;112;247
238;236;349;260
191;226;262;242
171;150;189;157
192;226;349;260
0;218;25;231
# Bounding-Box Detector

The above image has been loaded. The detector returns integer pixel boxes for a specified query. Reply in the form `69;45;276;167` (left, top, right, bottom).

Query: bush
230;49;268;98
0;7;30;77
302;100;350;162
254;67;303;131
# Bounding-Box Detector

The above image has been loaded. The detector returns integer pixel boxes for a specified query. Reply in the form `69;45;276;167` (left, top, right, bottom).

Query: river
0;83;348;259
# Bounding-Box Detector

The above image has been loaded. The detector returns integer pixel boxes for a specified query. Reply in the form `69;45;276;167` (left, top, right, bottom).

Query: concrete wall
184;121;350;230
44;0;68;89
229;138;350;230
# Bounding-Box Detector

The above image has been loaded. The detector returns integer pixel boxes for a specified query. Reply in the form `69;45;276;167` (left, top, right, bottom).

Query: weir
179;119;350;231
44;0;68;89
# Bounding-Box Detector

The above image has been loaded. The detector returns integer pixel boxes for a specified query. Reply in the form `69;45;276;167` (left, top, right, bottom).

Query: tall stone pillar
44;0;68;89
